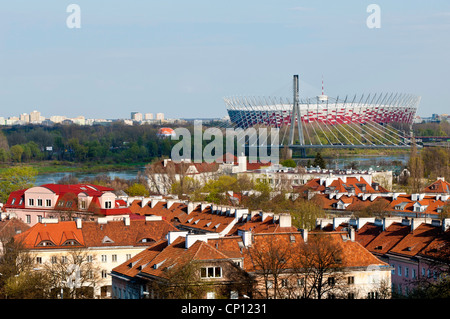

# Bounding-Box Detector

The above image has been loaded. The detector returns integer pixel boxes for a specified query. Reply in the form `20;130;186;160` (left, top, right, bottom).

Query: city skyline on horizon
1;1;449;120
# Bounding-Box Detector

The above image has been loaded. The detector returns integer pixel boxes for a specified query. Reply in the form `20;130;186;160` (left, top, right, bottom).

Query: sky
0;0;449;120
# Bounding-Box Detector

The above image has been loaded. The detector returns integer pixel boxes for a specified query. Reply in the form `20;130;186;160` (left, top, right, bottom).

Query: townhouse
2;183;133;227
110;228;391;299
298;177;449;218
127;196;298;236
147;154;271;195
13;216;178;298
317;216;450;297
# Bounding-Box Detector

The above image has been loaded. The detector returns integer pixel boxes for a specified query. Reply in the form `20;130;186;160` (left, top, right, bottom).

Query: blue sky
0;1;449;119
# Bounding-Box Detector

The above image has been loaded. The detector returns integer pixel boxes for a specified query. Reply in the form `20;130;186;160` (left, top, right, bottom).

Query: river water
35;168;146;185
35;154;409;186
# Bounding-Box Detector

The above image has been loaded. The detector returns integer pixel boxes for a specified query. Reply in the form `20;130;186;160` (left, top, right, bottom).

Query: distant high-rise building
29;110;41;123
145;113;154;120
131;112;143;121
156;113;164;121
20;113;30;122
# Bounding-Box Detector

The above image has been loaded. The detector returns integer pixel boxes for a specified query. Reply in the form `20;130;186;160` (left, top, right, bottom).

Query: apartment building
2;183;133;227
317;216;450;297
13;216;177;298
110;229;391;299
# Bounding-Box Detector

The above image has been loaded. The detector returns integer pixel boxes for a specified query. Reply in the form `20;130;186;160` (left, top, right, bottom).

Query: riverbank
0;161;147;175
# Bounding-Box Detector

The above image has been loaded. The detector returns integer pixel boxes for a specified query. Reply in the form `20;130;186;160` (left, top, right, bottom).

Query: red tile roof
14;219;177;249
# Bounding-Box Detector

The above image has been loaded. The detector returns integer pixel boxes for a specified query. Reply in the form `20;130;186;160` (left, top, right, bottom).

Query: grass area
0;161;147;175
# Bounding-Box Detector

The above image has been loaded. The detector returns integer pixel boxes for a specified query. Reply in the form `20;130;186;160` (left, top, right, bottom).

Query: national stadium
224;92;420;129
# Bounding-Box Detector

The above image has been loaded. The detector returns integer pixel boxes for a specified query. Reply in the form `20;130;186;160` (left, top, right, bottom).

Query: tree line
0;123;178;164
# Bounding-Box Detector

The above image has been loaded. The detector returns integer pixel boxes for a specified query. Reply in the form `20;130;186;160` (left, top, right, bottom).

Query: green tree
125;183;150;197
0;166;38;203
313;152;326;169
10;145;24;162
281;159;297;168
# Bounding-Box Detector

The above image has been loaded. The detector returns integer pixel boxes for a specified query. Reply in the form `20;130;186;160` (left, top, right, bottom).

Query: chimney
239;229;252;247
167;231;188;245
42;218;59;224
145;215;163;221
443;218;450;232
237;153;247;172
300;229;308;243
279;213;292;228
76;218;82;229
349;227;355;241
185;233;219;249
123;216;130;226
235;208;248;221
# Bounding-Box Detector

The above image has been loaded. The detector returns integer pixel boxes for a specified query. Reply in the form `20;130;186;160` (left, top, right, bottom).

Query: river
35;168;146;185
34;154;409;185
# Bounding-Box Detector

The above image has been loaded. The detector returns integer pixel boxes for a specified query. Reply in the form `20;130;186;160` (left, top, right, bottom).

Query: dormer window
37;240;55;247
62;240;81;246
139;238;155;244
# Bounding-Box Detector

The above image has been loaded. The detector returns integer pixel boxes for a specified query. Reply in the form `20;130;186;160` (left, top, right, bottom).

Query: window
66;201;73;208
200;266;222;278
87;255;93;263
105;201;112;209
37;199;43;207
405;267;409;278
368;291;379;299
36;257;42;264
38;215;42;223
328;277;336;286
26;215;31;224
28;198;34;206
412;269;417;279
46;199;52;207
348;276;355;285
11;198;15;205
422;267;426;277
102;270;108;278
112;255;117;262
126;254;131;260
398;265;402;276
80;201;87;209
102;255;107;263
61;256;68;264
51;256;57;264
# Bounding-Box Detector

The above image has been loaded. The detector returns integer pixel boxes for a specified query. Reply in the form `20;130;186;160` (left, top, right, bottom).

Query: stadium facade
224;93;420;129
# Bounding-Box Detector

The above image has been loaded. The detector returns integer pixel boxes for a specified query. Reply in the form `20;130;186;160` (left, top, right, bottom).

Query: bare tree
41;249;102;299
294;233;347;299
247;236;295;299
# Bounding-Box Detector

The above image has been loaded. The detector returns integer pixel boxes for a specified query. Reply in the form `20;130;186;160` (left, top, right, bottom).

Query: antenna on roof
322;75;324;96
318;74;328;102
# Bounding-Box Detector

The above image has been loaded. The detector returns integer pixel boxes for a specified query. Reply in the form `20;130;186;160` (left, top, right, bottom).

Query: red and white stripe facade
225;93;420;129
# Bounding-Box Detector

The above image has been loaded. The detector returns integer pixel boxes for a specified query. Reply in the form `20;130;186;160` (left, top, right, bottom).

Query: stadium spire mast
288;74;306;157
